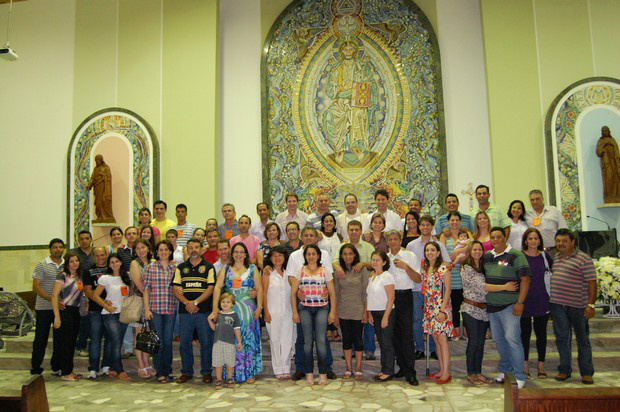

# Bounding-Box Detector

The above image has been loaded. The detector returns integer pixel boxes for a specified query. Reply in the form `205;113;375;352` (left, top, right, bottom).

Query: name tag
232;277;242;289
533;217;541;227
225;230;233;239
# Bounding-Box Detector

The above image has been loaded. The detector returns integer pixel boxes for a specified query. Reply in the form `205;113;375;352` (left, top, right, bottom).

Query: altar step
1;312;618;376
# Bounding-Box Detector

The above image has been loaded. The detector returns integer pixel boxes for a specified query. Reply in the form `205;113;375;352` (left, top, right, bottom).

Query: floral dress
223;264;263;381
422;264;455;337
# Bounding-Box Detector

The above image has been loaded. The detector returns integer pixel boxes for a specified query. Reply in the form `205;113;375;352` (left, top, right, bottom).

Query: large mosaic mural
546;78;620;229
67;109;159;245
262;0;446;215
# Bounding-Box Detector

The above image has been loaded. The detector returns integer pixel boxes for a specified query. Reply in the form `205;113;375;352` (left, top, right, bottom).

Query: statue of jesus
86;154;116;223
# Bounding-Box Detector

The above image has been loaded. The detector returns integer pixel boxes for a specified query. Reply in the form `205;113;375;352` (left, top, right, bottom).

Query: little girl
209;293;242;389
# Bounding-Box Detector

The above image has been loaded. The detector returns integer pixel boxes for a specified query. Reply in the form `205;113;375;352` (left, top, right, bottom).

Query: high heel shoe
436;375;452;384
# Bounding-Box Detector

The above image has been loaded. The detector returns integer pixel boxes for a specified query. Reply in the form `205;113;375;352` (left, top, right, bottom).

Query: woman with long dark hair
51;251;84;381
92;253;133;381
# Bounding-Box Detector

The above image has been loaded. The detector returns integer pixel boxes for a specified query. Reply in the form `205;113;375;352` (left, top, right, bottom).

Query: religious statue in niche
596;126;620;204
86;154;116;223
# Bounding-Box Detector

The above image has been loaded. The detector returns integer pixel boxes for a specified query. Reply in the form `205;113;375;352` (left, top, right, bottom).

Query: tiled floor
1;369;619;412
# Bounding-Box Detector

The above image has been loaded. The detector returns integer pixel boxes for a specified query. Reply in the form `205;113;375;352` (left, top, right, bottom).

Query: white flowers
595;257;620;300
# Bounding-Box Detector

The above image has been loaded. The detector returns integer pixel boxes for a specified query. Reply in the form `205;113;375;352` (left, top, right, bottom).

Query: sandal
245;376;255;384
108;371;118;378
476;374;492;384
138;368;151;379
118;371;132;381
354;371;363;381
538;371;547;379
318;374;328;386
342;371;352;380
306;374;314;387
333;334;342;342
146;366;157;377
61;374;80;382
157;376;168;383
226;379;235;388
467;375;484;386
215;380;223;389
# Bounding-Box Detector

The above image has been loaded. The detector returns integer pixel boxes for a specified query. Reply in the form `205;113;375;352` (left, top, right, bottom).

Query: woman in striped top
51;251;84;382
291;244;337;386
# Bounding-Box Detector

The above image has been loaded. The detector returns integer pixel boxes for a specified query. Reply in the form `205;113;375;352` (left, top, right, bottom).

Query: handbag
136;320;160;355
542;253;553;296
119;294;144;324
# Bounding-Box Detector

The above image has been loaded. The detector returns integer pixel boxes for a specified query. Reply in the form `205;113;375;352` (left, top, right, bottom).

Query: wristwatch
587;304;595;309
516;300;524;305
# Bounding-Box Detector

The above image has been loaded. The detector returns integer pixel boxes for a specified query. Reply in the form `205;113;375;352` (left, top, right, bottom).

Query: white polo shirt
366;272;396;311
361;209;402;233
336;210;363;241
525;205;567;248
387;249;421;291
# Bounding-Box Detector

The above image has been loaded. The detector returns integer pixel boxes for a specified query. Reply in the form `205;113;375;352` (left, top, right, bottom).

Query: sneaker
51;370;61;377
365;352;376;360
87;371;97;380
99;366;110;376
516;379;525;389
581;375;594;385
494;372;505;384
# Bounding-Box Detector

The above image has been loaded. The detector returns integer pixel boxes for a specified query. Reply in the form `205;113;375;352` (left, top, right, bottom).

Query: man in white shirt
386;230;421;385
336;193;363;240
213;240;231;275
525;189;567;255
406;215;451;359
362;189;402;233
275;193;309;238
284;227;336;381
249;202;273;242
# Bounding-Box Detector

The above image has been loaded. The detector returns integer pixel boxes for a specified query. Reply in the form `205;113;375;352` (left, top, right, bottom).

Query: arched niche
67;108;160;246
545;77;620;231
261;0;446;216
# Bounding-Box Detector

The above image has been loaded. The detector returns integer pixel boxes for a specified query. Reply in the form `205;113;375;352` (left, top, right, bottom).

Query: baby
453;228;471;260
208;292;242;389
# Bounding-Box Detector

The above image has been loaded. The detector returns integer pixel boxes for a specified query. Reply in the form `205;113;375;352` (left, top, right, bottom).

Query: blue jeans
88;311;111;372
295;311;333;373
151;313;175;377
103;314;128;373
122;325;134;354
363;323;376;353
550;303;594;376
298;305;330;374
179;312;214;376
413;291;435;353
488;304;526;381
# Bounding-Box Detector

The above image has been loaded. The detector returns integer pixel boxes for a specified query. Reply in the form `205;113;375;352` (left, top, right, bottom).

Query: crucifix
461;182;475;212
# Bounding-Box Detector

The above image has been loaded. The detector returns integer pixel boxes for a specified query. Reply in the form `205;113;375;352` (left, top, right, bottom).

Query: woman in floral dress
422;241;461;384
211;242;263;383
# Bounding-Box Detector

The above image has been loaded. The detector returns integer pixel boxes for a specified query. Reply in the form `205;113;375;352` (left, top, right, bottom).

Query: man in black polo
71;230;95;357
172;238;216;384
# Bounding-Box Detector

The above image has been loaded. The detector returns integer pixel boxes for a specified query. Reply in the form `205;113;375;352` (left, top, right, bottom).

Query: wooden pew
504;373;620;412
0;375;49;412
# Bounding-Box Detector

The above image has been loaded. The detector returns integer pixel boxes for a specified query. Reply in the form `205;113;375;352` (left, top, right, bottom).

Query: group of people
30;186;598;389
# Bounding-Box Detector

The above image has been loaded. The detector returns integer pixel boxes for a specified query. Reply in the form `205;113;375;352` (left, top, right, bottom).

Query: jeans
462;312;489;375
103;314;128;373
53;307;81;375
31;309;59;374
521;314;550;362
550;303;594;376
371;310;395;375
179;312;214;376
76;312;90;350
298;305;329;374
363;323;376;353
294;311;333;373
413;291;435;353
488;304;526;381
151;313;175;377
88;311;111;372
122;325;134;354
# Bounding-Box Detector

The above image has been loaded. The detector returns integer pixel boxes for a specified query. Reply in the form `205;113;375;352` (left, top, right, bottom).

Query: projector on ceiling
0;47;18;61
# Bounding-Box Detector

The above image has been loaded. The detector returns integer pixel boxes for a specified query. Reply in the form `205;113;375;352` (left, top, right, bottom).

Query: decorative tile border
67;108;159;245
545;77;620;229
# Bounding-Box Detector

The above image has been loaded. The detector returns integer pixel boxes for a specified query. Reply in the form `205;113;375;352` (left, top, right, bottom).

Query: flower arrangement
595;257;620;300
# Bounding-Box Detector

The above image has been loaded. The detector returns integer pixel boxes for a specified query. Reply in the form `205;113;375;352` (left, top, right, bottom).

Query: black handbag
135;320;160;355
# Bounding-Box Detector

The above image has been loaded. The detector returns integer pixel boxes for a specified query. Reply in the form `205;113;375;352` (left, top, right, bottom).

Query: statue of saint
596;126;620;204
86;154;116;223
